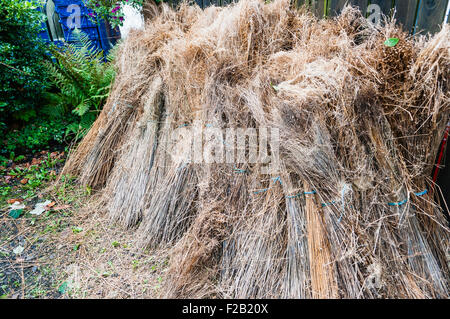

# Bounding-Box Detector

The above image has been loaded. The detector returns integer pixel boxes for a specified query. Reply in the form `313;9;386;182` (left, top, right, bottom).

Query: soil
0;149;168;299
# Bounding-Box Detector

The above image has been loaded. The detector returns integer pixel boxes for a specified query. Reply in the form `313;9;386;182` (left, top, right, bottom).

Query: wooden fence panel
166;0;449;35
294;0;307;9
395;0;420;33
415;0;449;34
310;0;327;18
327;0;368;16
168;0;178;8
370;0;394;17
327;0;348;16
225;0;237;5
351;0;369;12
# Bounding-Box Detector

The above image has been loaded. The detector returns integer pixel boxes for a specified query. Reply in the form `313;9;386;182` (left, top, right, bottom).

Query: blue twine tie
414;189;428;196
321;200;337;207
253;188;269;195
271;176;282;185
388;189;428;207
285;190;316;199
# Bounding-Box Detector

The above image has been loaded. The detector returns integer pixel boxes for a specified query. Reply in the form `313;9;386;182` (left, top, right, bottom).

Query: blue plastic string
250;183;428;211
388;199;408;207
388;189;428;207
285;190;316;199
253;188;269;195
271;176;282;185
414;189;428;197
321;200;337;207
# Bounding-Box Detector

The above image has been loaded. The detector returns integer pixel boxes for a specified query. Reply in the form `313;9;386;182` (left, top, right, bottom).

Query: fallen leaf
72;226;83;234
384;38;399;47
20;178;28;185
50;152;59;158
111;241;120;248
31;158;40;165
46;201;56;209
7;198;23;204
13;246;24;255
4;176;12;183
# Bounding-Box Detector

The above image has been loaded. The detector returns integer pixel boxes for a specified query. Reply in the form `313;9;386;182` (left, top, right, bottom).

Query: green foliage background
44;29;116;139
0;1;116;159
84;0;145;28
0;0;50;127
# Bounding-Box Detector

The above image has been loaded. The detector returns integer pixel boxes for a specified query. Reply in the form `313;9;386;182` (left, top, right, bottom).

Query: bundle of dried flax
61;0;449;298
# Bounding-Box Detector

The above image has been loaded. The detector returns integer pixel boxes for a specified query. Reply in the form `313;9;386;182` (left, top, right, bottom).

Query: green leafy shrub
0;0;50;128
44;29;116;138
84;0;146;28
0;5;115;156
1;118;68;158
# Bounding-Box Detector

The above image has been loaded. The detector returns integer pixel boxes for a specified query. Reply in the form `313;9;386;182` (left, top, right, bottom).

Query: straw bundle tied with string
60;0;449;298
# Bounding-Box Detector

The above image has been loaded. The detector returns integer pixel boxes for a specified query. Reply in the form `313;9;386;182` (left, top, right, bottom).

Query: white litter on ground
30;200;52;216
8;201;25;211
13;246;24;255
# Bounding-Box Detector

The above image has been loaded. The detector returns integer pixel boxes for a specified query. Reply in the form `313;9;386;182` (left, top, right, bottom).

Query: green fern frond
46;30;116;138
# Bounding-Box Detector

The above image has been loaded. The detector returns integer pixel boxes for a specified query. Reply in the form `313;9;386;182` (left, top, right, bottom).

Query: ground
0;150;168;299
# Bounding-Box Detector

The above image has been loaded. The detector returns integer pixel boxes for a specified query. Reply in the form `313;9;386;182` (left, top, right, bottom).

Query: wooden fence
295;0;449;34
167;0;449;34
